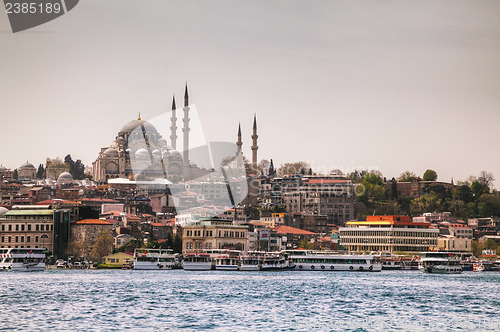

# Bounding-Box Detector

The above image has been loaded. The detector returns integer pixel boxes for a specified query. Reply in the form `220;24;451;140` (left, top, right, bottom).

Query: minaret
182;83;190;167
251;114;258;166
170;94;177;149
236;123;242;155
269;159;275;177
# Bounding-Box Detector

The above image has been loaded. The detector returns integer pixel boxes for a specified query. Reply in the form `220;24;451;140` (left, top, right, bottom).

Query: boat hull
419;265;462;274
295;263;382;272
0;262;45;271
183;262;213;271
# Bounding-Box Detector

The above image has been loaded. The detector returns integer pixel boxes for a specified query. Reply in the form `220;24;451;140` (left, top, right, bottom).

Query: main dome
119;119;159;135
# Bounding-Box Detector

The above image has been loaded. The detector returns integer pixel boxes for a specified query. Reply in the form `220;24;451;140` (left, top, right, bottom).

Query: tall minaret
251;114;258;166
170;94;177;149
182;83;190;167
236;123;242;155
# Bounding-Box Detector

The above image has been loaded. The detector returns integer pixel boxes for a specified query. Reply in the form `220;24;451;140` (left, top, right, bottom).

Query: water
0;270;499;331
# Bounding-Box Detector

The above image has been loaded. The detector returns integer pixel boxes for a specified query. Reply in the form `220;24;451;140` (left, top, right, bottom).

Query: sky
1;1;499;187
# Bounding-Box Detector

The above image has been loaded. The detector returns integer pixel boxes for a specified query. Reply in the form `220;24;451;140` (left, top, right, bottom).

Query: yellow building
437;236;472;253
182;218;248;253
339;215;439;254
102;252;134;267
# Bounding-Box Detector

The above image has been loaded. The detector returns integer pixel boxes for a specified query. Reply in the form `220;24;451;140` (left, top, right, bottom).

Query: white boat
288;250;382;272
418;252;463;274
0;248;46;271
133;249;179;270
473;263;485;272
239;251;267;271
381;258;403;270
182;252;213;271
260;252;294;271
215;254;240;270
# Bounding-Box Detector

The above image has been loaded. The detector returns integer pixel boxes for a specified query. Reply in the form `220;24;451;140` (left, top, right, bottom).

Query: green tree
36;164;46;179
423;169;438;181
398;171;418;182
64;154;86;180
478;171;495;189
471;181;489;197
117;239;144;253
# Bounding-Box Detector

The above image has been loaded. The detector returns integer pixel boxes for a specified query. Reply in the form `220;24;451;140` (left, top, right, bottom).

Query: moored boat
133;248;180;270
287;250;382;272
215;250;241;270
418;252;462;274
182;252;213;270
0;248;45;271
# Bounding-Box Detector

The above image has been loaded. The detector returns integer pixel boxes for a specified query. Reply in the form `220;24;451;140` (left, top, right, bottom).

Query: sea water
0;270;499;331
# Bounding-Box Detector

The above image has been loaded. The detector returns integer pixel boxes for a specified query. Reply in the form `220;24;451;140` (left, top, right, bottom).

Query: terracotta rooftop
273;225;316;235
76;219;113;225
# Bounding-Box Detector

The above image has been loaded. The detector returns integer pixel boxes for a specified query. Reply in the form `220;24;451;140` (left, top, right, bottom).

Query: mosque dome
0;165;7;172
0;207;8;217
169;149;183;160
135;148;149;159
125;148;133;154
152;149;161;159
103;148;119;157
19;162;35;169
57;172;74;183
119;119;159;136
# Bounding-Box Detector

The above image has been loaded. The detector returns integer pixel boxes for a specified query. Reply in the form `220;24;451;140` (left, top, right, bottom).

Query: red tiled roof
36;199;79;205
76;219;113;225
306;179;350;184
150;223;164;227
273;225;316;235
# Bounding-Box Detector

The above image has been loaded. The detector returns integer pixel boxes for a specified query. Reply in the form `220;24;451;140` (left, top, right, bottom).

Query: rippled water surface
1;270;499;331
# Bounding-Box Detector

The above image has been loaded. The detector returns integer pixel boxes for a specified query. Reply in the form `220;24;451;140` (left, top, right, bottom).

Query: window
8;225;12;231
15;236;19;243
35;236;39;243
21;225;25;231
16;225;19;231
36;225;39;231
27;236;30;243
20;236;24;243
8;237;11;243
27;225;31;231
1;225;4;231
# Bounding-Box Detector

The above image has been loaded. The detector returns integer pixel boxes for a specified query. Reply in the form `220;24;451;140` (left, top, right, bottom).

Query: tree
13;169;18;180
64;154;85;180
46;157;69;179
276;161;311;176
90;232;114;261
67;239;87;258
398;171;418;182
117;239;143;253
423;169;438;181
36;164;46;179
478;171;495;189
471;181;489;197
390;178;398;200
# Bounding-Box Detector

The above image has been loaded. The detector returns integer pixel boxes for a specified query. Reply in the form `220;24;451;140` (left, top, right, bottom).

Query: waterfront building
102;252;134;267
339;215;439;254
181;218;248;253
437;235;471;253
71;219;114;257
0;206;72;257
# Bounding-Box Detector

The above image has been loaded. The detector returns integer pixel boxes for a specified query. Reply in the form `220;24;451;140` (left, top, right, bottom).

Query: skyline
1;1;500;187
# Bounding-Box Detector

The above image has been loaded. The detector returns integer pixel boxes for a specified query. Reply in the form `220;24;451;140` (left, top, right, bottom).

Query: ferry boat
287;250;382;272
260;252;291;271
182;252;213;270
0;248;46;271
381;257;403;270
214;250;241;270
239;253;262;271
418;252;463;274
133;248;179;270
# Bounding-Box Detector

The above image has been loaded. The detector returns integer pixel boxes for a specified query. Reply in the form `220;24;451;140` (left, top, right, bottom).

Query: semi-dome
135;148;149;159
152;149;161;159
19;162;35;169
169;149;182;159
103;147;119;157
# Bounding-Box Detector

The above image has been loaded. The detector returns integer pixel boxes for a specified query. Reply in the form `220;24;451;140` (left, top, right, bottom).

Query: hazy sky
1;1;499;187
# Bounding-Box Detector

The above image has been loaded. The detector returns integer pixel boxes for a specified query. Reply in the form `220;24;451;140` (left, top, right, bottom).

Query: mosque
92;84;259;184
